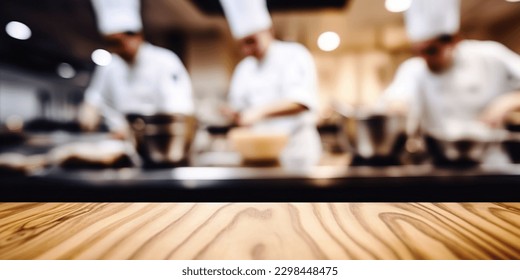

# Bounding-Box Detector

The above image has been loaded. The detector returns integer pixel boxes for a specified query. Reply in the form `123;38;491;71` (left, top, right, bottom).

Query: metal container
424;124;506;166
126;113;197;167
502;133;520;164
424;135;492;166
339;112;408;162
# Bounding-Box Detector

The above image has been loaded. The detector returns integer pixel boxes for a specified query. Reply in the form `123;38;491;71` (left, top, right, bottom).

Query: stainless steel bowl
424;135;491;166
126;113;197;167
339;113;408;161
424;125;507;166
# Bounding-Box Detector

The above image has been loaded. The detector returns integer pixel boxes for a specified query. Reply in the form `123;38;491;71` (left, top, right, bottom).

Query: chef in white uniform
79;0;194;137
383;0;520;163
219;0;322;168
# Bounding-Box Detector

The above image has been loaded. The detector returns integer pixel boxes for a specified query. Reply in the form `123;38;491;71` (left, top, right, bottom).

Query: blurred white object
405;0;460;42
435;120;506;142
385;0;412;13
219;0;272;39
317;32;341;52
57;63;76;79
5;21;31;40
91;49;112;66
90;0;142;35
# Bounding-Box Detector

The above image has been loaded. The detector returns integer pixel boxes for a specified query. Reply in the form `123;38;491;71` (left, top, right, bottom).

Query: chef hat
219;0;272;39
91;0;142;35
404;0;460;42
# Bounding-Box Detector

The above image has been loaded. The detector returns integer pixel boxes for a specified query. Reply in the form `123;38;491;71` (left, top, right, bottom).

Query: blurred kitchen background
1;0;520;171
1;0;519;128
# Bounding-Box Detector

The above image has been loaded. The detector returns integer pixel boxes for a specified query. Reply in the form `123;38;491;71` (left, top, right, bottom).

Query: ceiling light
317;32;341;52
505;0;520;2
5;21;32;40
91;49;112;66
385;0;413;13
57;63;76;79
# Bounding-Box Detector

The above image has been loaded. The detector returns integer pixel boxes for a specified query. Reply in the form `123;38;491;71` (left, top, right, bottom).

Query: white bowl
228;128;289;162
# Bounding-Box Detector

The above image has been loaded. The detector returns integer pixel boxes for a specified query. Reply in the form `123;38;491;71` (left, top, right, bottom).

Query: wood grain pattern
0;203;519;260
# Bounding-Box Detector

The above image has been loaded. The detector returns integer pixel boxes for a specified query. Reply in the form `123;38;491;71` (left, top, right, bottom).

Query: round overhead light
91;49;112;66
5;21;32;40
317;32;341;52
505;0;520;2
57;63;76;79
385;0;413;13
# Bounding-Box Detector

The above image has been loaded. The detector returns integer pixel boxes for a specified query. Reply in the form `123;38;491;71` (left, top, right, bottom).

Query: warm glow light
91;49;112;66
385;0;413;13
505;0;520;2
317;32;340;52
57;63;76;79
6;115;24;132
5;21;31;40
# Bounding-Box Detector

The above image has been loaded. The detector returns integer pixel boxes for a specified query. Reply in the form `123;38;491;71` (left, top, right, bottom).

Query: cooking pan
126;113;197;167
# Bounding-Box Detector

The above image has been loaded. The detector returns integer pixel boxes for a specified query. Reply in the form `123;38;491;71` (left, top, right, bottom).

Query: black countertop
2;164;520;202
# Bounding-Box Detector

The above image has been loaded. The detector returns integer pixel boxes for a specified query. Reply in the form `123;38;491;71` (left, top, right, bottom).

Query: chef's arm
481;43;520;127
238;101;308;126
78;101;129;139
480;91;520;127
78;102;101;132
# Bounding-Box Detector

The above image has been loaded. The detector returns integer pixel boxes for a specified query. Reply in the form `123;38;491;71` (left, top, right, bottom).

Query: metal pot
126;113;197;167
424;125;506;166
502;133;520;164
424;135;492;166
339;112;408;162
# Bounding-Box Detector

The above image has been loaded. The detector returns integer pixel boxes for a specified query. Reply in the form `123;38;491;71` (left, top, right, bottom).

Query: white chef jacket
85;42;194;131
384;40;520;133
229;40;322;168
384;40;520;164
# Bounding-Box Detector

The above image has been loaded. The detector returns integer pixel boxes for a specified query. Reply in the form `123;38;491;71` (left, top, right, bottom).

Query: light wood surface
0;203;519;260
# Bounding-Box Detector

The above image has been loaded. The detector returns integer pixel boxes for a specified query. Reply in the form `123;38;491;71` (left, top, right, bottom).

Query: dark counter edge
2;167;520;202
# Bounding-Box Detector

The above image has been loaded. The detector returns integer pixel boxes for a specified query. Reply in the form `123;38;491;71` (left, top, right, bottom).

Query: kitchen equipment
424;123;505;166
503;133;520;164
0;153;47;175
0;116;26;147
337;108;408;164
126;113;197;167
228;127;288;165
48;139;137;169
505;111;520;132
424;135;491;166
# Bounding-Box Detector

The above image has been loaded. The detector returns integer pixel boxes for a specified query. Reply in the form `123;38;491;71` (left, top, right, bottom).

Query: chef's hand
237;108;265;126
480;92;520;127
219;105;240;124
78;103;101;132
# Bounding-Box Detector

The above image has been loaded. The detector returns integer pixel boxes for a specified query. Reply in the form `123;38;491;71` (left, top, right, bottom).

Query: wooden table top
0;203;519;259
